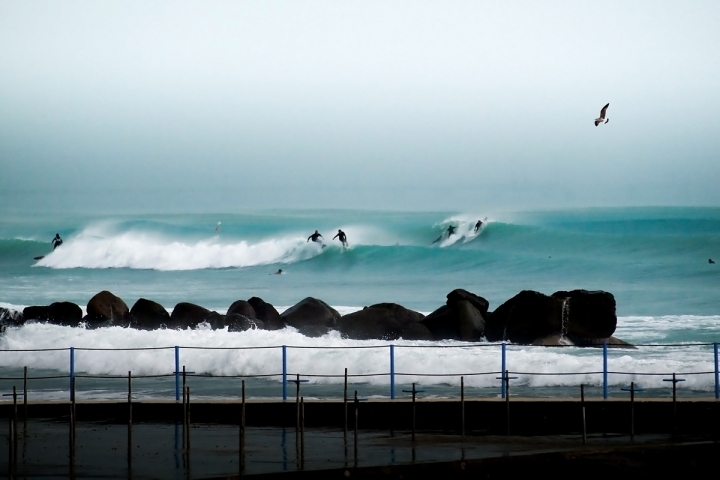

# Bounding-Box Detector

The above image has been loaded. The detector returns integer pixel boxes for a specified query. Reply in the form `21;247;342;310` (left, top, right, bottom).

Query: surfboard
33;256;45;260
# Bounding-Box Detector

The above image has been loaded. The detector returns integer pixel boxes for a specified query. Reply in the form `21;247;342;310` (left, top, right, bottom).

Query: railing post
603;341;608;399
714;342;719;400
69;347;75;402
175;346;180;401
282;345;287;401
390;345;395;400
501;342;506;398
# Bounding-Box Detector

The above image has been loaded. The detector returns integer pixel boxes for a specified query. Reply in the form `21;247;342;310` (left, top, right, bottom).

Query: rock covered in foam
0;307;24;328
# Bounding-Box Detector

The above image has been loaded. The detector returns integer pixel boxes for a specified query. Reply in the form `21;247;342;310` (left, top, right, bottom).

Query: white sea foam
435;214;489;247
35;227;324;271
1;318;717;394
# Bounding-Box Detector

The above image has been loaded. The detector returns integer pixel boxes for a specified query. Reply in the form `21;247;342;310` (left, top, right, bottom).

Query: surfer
333;229;348;247
274;269;283;275
307;230;323;243
474;220;484;233
432;225;456;244
52;233;63;250
710;258;716;264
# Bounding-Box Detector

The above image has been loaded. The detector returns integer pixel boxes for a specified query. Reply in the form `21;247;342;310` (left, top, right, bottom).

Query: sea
1;204;719;401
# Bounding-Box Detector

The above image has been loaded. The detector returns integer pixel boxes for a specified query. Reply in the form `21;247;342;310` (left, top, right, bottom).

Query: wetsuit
307;231;323;243
474;221;483;233
333;230;348;247
52;234;63;250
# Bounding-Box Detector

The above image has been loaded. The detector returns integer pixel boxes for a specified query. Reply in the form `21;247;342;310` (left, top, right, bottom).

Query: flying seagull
594;103;609;126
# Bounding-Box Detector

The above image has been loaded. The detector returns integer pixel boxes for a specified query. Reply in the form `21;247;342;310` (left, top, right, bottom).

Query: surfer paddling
333;229;348;247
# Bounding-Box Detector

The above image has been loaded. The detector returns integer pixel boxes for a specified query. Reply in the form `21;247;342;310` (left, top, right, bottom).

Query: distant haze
1;1;719;212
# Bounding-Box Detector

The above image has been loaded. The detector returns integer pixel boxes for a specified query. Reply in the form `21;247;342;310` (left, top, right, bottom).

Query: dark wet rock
130;298;170;330
568;334;635;349
446;289;490;316
247;297;284;330
169;302;224;330
298;324;332;338
0;307;24;327
281;297;340;331
400;322;434;341
551;290;617;339
422;289;488;341
86;291;130;327
530;333;571;346
485;290;561;343
23;302;83;327
338;303;425;340
227;300;257;319
226;313;264;332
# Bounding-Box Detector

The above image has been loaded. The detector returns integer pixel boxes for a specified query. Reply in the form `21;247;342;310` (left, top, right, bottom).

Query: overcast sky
1;1;719;211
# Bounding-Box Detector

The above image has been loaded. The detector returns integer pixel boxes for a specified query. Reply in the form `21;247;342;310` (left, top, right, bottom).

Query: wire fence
0;341;718;401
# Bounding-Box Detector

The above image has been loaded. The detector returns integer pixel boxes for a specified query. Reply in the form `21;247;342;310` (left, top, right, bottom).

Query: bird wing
600;103;609;118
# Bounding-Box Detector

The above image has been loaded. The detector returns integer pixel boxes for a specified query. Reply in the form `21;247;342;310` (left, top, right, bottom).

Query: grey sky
1;1;719;211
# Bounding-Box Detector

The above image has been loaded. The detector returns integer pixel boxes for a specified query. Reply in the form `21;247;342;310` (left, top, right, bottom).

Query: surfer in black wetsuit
333;229;348;247
52;233;63;250
474;220;483;233
432;225;456;244
307;230;323;243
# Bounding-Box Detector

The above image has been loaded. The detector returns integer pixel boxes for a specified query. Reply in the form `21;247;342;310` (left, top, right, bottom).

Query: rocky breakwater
1;288;632;347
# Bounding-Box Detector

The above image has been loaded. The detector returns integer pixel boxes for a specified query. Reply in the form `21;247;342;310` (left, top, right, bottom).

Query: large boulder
551;290;617;339
86;291;130;327
281;297;340;332
130;298;170;330
226;314;264;332
422;289;488;341
446;289;490;316
169;302;224;330
227;300;257;319
338;303;427;340
23;302;83;327
247;297;285;330
485;290;562;343
532;333;634;349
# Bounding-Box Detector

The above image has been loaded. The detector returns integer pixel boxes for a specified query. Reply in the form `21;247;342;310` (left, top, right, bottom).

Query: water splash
559;297;572;345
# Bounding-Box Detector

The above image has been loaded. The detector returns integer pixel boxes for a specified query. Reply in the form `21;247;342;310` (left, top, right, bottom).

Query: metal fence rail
1;341;719;401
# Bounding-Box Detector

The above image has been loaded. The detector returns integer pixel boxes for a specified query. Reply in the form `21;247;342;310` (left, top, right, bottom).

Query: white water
1;315;718;397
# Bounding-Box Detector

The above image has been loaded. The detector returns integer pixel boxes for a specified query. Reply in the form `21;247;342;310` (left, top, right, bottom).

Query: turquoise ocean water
1;205;719;399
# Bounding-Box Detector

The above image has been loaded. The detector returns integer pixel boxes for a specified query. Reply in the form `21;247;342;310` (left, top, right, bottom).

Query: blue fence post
501;342;506;398
69;347;75;402
603;341;608;399
714;342;719;400
174;346;180;401
390;344;395;399
282;345;287;401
